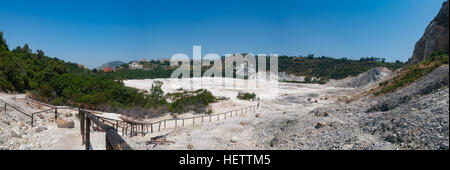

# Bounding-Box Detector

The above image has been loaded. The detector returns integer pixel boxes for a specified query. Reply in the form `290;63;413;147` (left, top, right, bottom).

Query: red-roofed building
104;66;114;72
77;64;87;69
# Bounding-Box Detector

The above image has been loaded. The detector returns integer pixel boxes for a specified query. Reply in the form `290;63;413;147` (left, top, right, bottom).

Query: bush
50;97;65;106
375;51;448;95
237;92;256;100
168;89;216;114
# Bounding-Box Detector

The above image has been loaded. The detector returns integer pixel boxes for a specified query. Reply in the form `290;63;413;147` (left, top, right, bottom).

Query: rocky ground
261;65;449;150
124;78;357;150
1;66;448;150
0;94;105;150
126;66;449;150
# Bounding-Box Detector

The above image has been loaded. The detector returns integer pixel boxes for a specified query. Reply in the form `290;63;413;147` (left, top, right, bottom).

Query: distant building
77;64;87;69
104;66;114;72
142;58;147;62
129;61;143;69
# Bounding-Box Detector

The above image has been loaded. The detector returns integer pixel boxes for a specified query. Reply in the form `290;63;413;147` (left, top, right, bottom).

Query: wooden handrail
80;109;133;150
26;94;261;138
0;99;32;118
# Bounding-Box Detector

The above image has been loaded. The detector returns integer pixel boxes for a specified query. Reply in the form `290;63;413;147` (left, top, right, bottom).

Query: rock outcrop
409;1;449;64
333;67;392;88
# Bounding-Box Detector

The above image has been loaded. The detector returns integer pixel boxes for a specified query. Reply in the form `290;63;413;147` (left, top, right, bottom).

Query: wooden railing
25;94;261;138
79;109;133;150
121;103;260;137
1;98;32;118
0;98;59;127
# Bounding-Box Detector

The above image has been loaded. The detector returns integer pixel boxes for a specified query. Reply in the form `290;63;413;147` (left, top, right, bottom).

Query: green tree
148;81;166;105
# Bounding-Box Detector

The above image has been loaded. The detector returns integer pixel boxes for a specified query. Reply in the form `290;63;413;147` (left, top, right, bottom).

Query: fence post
158;121;161;131
141;124;144;136
151;123;153;133
164;119;166;128
131;124;134;137
193;117;195;125
125;124;128;137
4;103;6;114
209;115;212;122
121;123;124;136
54;107;58;122
202;116;204;123
175;119;177;127
182;119;185;126
31;114;34;127
80;110;85;144
225;113;226;119
85;115;91;150
106;135;113;150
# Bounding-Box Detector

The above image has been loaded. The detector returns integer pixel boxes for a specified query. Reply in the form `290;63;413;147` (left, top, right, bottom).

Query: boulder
0;135;6;144
11;131;20;138
230;137;238;143
47;116;55;122
315;122;327;129
255;114;260;118
385;134;398;143
187;144;194;149
35;126;47;133
64;113;73;117
57;118;74;128
36;114;45;119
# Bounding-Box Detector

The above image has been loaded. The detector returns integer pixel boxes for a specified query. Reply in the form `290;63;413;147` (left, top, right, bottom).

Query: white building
129;61;143;69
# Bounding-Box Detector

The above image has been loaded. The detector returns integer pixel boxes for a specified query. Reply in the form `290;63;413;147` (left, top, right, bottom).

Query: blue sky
0;0;445;68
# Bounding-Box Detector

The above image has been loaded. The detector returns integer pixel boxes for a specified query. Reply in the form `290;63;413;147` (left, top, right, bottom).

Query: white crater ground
123;78;353;150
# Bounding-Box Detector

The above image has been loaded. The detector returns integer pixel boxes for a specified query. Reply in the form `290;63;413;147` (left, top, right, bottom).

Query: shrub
237;92;256;100
50;97;64;106
168;89;216;114
375;51;448;95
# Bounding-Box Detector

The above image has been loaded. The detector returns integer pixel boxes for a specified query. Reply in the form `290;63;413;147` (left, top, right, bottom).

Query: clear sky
0;0;446;68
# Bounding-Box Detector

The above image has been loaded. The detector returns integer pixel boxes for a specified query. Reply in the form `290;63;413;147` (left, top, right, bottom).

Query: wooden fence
8;95;261;150
121;103;260;137
25;94;260;137
79;109;133;150
0;98;61;127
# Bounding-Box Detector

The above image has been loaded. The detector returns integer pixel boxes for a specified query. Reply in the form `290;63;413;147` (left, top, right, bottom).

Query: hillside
0;32;161;113
330;67;392;88
278;56;403;82
409;1;449;64
261;1;449;150
0;33;217;118
97;61;125;70
105;55;403;83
